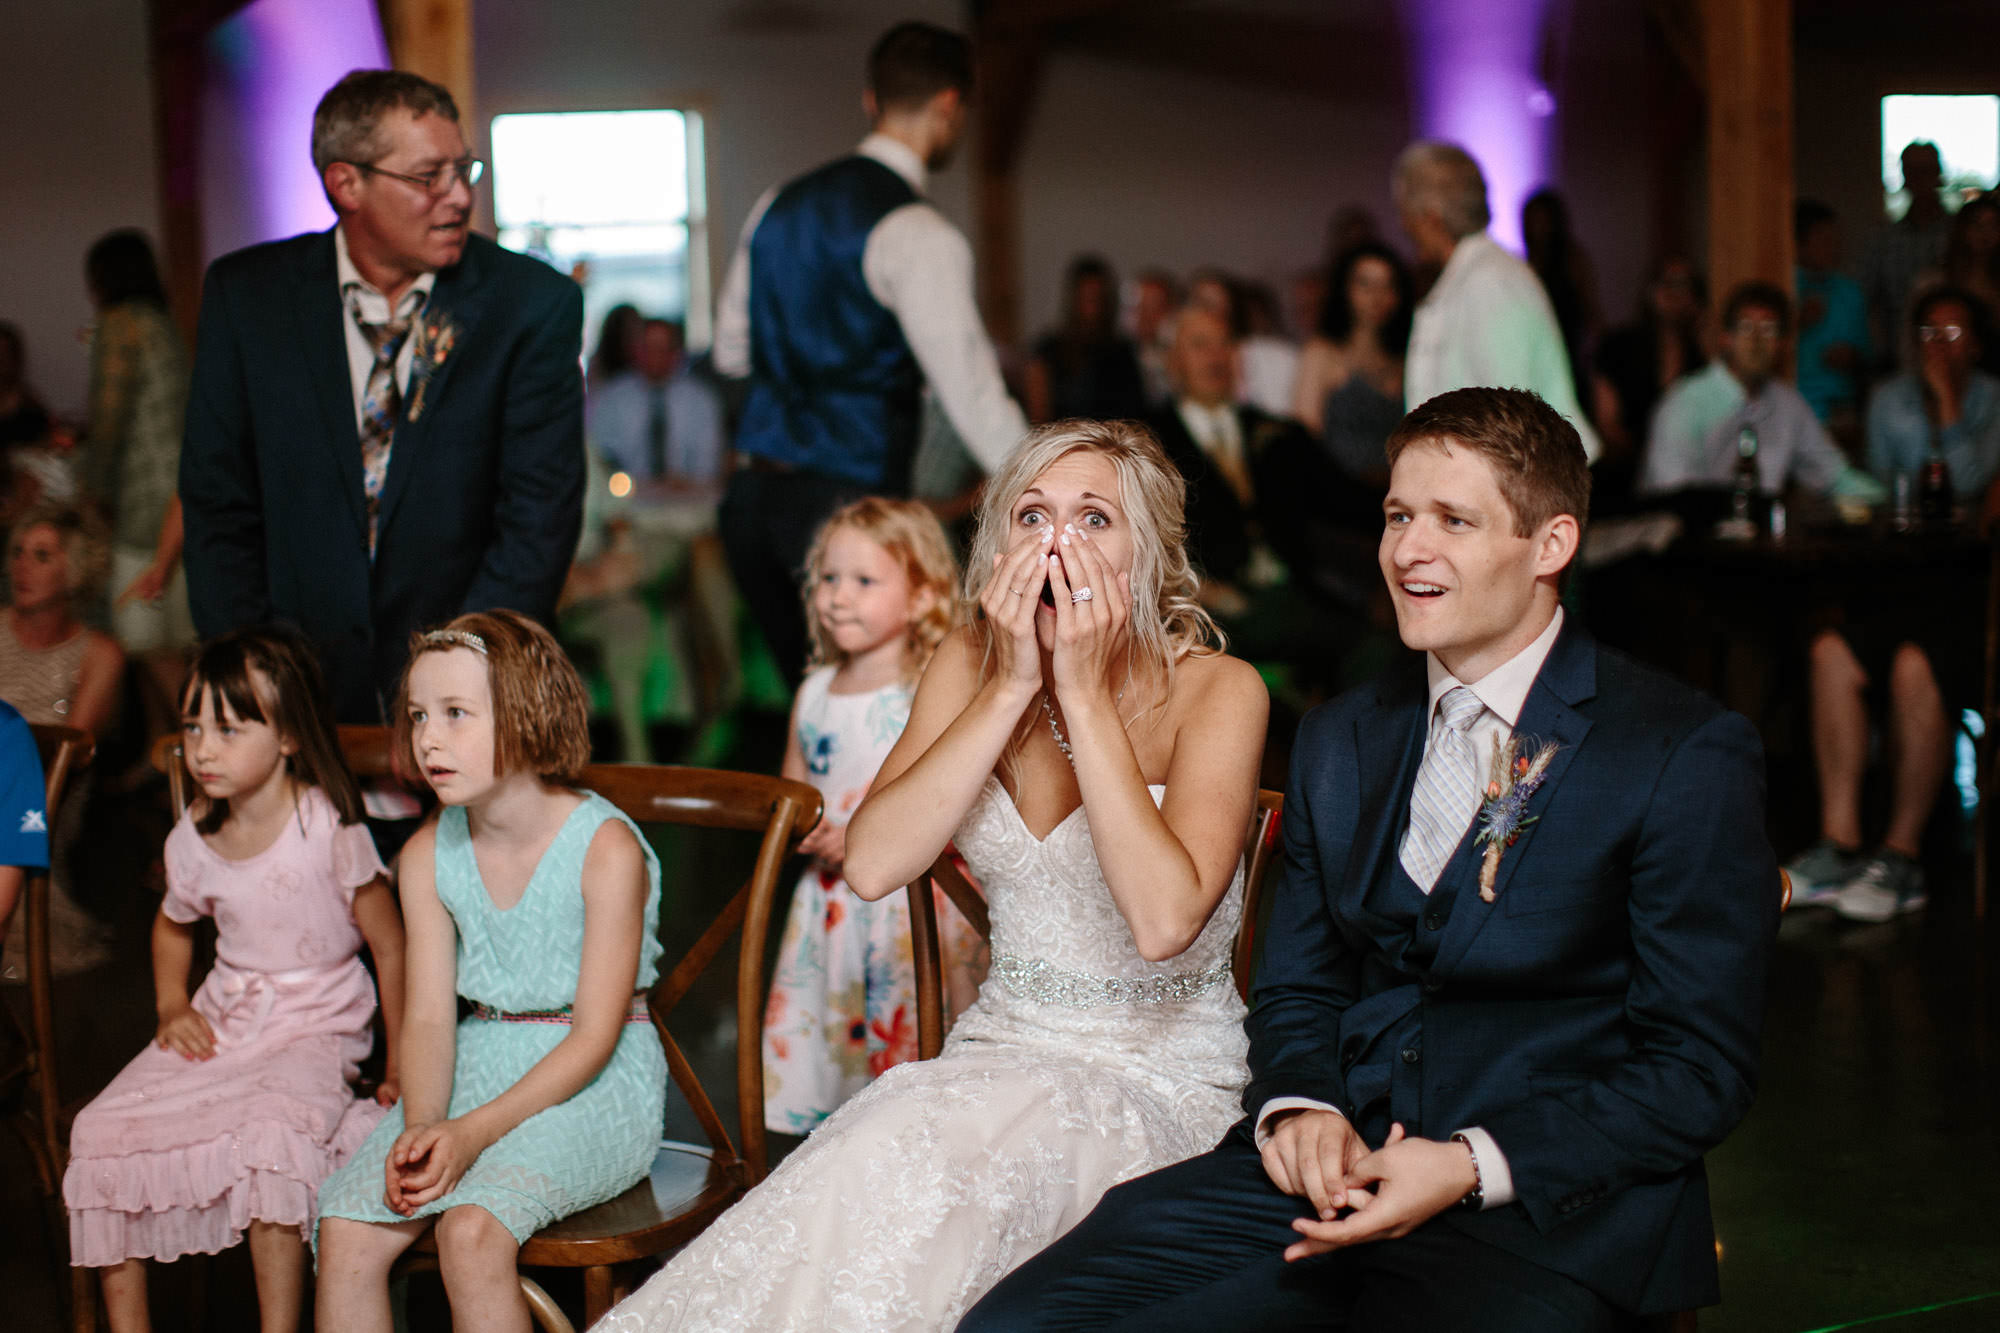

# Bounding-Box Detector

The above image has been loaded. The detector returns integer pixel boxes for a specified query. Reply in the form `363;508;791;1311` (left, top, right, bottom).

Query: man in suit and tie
966;386;1780;1330
182;69;583;722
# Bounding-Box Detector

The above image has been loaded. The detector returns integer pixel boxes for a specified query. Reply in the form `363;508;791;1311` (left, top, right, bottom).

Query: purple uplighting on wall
1398;0;1557;254
199;0;389;264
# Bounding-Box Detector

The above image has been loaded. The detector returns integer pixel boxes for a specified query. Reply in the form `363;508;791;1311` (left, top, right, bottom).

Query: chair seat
409;1141;745;1268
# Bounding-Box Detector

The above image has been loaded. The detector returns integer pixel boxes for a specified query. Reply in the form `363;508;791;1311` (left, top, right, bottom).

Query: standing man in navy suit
965;387;1780;1330
182;70;583;722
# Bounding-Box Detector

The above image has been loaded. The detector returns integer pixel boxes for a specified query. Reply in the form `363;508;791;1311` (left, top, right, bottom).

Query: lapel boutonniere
1473;736;1562;902
404;310;460;423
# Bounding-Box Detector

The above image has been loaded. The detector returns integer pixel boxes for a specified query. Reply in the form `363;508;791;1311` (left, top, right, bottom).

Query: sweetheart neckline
985;776;1167;845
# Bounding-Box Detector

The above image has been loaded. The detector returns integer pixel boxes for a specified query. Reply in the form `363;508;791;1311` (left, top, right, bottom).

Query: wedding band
1071;587;1094;603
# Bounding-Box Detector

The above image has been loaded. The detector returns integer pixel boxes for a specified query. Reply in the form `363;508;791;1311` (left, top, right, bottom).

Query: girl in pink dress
63;626;406;1333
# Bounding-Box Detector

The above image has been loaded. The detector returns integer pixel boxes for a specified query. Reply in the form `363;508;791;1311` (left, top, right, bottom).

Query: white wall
0;0;160;418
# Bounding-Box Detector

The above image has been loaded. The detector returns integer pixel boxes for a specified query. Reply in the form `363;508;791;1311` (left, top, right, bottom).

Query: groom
964;387;1780;1330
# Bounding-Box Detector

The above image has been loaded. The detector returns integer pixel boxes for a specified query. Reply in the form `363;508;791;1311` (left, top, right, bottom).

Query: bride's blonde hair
964;420;1222;737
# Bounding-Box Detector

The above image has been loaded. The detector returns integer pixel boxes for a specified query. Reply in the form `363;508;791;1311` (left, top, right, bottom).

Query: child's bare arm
392;825;458;1126
152;910;213;1060
351;873;407;1105
395;818;647;1211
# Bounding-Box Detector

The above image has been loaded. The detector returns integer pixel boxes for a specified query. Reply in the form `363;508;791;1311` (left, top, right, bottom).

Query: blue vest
737;155;924;489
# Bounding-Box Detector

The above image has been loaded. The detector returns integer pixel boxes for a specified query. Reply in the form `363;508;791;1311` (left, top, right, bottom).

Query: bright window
491;108;710;352
1880;94;1999;219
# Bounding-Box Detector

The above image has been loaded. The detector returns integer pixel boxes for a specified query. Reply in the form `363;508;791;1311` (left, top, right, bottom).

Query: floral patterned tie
352;296;422;558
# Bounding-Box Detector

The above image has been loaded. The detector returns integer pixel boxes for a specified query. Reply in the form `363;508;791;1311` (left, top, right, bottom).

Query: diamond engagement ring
1070;586;1094;603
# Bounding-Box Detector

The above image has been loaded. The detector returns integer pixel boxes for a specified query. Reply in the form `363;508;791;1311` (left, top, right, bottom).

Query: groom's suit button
1423;909;1445;931
1400;1048;1420;1065
1422;976;1443;993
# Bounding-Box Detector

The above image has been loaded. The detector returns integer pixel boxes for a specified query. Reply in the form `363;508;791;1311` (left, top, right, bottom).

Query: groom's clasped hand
1264;1116;1481;1261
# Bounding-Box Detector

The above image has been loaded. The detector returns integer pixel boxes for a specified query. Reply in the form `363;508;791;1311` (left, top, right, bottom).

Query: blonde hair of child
801;497;960;684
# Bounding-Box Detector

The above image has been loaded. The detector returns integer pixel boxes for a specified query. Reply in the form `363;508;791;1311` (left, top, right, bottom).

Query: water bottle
1920;451;1953;527
1729;425;1760;531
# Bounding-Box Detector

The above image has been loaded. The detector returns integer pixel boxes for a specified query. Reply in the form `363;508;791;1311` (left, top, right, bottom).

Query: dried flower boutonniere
1473;736;1562;902
405;313;460;423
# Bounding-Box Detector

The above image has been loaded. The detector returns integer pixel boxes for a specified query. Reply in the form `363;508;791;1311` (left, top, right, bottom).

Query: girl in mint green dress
315;612;666;1332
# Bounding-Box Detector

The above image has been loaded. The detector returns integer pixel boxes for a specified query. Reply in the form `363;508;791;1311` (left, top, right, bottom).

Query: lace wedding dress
599;778;1250;1331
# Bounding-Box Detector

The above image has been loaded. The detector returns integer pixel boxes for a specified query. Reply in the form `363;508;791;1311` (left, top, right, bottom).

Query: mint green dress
315;793;666;1243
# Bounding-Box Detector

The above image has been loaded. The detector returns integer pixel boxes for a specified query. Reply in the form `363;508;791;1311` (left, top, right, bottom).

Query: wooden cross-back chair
394;763;822;1332
4;725;95;1333
908;789;1285;1060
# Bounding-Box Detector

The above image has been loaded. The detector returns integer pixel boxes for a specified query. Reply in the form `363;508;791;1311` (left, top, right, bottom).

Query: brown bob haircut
181;625;364;836
394;610;591;785
1386;384;1591;554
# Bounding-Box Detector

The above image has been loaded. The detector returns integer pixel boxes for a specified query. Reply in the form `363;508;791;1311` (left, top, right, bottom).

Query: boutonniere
1473;736;1562;902
405;311;460;423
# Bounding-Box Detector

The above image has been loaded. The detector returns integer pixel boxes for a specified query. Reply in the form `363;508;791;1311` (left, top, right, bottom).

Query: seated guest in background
1292;241;1413;492
75;229;195;712
1521;187;1601;412
967;386;1780;1332
1025;254;1147;423
1794;200;1870;429
1130;268;1182;407
1395;142;1602;460
1591;256;1707;464
1943;196;2000;374
1867;287;2000;504
1235;281;1301;420
0;506;122;983
588;302;642;391
1786;301;1999;923
569;318;731;761
0;322;52;448
181;69;585;724
1862;141;1952;372
587;317;725;498
1639;281;1882;501
713;21;1028;686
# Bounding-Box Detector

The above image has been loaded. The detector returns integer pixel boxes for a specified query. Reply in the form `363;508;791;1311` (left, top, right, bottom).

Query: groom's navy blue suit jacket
1246;622;1779;1315
181;228;583;722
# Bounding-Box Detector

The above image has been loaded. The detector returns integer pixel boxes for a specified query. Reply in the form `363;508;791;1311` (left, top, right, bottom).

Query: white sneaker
1831;852;1927;923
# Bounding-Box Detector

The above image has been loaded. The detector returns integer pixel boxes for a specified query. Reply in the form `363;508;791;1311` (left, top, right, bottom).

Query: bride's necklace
1039;687;1124;768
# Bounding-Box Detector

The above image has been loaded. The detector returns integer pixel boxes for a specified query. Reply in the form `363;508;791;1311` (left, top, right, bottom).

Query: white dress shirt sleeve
864;202;1028;474
712;188;776;381
1253;1097;1345;1148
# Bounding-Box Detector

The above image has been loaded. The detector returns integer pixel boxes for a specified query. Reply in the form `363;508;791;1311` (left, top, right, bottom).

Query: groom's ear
1532;514;1580;581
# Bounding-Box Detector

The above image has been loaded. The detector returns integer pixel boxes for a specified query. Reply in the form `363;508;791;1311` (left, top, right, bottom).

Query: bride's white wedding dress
599;778;1250;1331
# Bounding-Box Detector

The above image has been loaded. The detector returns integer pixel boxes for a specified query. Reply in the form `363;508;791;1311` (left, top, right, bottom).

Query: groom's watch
1449;1132;1484;1211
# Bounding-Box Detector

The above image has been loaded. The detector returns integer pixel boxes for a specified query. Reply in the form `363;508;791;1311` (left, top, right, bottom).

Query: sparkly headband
420;629;488;655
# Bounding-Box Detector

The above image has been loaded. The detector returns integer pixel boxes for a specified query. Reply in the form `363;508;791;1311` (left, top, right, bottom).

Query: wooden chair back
908;788;1285;1061
14;724;96;1195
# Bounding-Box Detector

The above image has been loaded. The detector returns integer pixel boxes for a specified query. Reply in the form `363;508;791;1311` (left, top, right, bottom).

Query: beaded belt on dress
990;953;1233;1008
471;992;651;1025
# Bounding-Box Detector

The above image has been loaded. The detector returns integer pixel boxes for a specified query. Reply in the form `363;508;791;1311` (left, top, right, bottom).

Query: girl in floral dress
763;498;984;1134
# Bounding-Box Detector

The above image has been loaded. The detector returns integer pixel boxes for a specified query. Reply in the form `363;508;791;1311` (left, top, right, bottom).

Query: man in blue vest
712;21;1028;682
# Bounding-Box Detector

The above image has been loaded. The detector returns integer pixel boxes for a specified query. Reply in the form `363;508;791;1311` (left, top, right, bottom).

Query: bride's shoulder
1166;652;1267;727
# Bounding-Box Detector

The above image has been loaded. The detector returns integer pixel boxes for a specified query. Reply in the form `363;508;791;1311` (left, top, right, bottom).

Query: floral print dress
762;668;986;1134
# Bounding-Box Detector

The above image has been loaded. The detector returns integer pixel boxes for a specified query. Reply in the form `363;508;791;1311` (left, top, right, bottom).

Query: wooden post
1700;0;1793;303
380;0;475;128
970;21;1043;351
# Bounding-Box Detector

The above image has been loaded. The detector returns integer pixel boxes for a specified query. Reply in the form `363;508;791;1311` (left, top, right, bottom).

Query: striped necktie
353;299;420;558
1399;685;1486;892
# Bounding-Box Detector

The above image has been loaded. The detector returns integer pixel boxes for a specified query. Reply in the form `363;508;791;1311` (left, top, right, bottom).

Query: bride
599;419;1269;1331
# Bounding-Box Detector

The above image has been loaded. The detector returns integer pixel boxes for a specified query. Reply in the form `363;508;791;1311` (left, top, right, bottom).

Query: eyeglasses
1731;319;1782;339
1918;324;1966;343
342;156;486;196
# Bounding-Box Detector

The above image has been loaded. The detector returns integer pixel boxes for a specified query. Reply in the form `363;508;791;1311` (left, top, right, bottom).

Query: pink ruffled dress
63;786;389;1266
